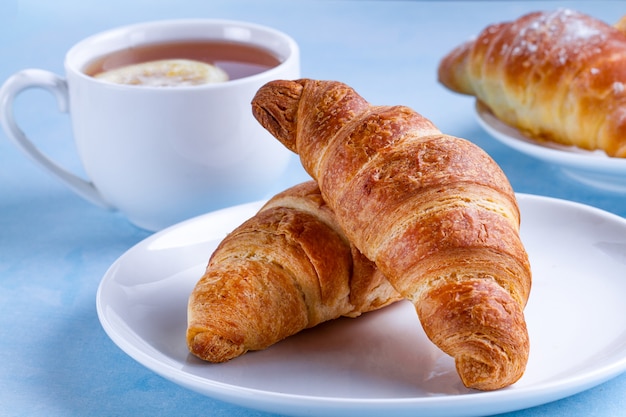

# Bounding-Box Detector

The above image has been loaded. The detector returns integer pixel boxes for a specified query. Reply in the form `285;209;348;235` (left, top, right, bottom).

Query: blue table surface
1;1;625;416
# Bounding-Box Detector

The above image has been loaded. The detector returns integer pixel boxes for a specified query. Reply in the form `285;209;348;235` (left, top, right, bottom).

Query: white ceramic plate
96;195;626;417
475;102;626;192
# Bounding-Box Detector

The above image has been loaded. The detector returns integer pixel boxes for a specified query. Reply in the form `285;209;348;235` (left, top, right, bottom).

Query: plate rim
474;101;626;173
96;193;626;417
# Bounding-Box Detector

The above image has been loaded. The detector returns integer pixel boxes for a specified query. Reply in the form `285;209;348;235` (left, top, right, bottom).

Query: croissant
616;15;626;35
187;180;400;363
438;9;626;157
251;79;532;390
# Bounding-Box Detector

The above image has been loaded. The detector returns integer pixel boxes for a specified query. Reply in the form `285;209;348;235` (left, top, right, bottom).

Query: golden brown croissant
187;180;400;363
438;9;626;157
252;79;532;390
615;15;626;36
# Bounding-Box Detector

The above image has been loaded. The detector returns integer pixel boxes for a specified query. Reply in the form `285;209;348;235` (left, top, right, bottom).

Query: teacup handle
0;69;112;209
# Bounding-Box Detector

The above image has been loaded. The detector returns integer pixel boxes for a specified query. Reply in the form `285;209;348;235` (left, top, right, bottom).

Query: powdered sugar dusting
504;8;607;65
558;9;603;41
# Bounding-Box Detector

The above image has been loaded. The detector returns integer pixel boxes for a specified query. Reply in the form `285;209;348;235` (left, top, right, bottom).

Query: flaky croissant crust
252;79;532;390
187;181;400;363
438;9;626;157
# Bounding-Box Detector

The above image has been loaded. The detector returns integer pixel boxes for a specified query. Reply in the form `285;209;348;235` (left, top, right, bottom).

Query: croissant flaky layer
186;181;400;363
438;9;626;157
252;79;532;390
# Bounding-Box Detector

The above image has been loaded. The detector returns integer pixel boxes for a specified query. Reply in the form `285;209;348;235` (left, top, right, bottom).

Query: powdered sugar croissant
438;9;626;157
252;79;532;390
187;181;400;363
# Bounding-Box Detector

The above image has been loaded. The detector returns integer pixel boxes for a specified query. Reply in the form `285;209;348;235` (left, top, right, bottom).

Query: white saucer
475;102;626;192
96;195;626;417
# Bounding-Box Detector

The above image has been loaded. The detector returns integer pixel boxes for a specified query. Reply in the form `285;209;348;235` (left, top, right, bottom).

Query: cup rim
65;18;300;90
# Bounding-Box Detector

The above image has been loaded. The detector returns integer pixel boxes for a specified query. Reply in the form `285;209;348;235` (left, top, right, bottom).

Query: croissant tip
187;331;246;363
456;355;525;391
251;79;305;153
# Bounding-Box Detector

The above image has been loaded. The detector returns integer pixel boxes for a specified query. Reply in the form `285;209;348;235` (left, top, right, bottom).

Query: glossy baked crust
252;79;532;390
438;9;626;157
186;181;400;363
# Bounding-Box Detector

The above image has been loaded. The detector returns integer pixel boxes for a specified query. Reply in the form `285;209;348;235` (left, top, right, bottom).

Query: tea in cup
0;19;300;231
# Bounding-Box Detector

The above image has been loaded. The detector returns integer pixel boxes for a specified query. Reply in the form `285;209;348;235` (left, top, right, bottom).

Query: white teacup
0;19;299;231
